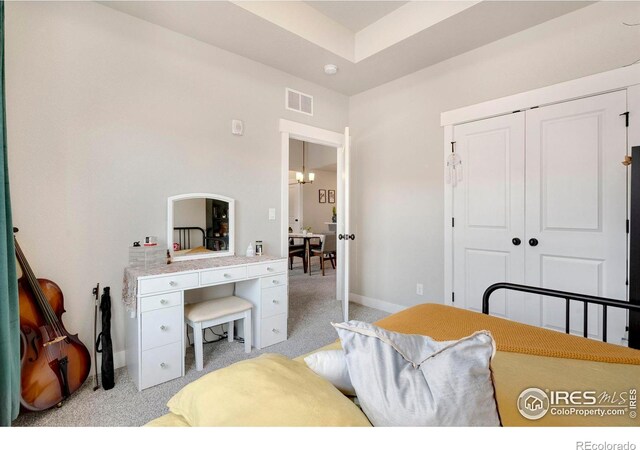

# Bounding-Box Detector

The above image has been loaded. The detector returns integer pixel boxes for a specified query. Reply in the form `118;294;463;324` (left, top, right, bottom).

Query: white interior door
288;183;302;233
525;91;628;344
452;113;526;321
337;127;351;322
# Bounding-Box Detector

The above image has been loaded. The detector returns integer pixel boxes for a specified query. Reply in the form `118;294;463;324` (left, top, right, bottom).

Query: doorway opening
279;120;349;331
279;120;386;352
288;138;338;277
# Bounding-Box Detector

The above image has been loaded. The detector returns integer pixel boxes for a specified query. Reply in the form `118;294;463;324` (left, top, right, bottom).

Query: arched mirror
167;193;235;261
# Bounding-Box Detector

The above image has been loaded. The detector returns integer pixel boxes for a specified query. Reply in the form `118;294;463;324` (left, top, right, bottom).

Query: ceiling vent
286;88;313;116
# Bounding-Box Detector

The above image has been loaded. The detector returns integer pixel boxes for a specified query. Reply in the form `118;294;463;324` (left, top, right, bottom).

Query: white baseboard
349;293;406;314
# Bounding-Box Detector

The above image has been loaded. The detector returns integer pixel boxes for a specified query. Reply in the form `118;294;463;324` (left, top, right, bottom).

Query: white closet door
525;91;628;343
453;113;526;321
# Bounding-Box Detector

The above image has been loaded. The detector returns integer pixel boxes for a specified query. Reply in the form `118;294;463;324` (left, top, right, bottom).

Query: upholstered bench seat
185;296;252;371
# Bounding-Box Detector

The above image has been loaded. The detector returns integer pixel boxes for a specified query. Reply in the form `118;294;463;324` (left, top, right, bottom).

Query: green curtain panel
0;0;20;427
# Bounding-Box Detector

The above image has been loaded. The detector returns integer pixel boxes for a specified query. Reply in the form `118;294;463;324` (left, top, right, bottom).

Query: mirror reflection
170;195;234;259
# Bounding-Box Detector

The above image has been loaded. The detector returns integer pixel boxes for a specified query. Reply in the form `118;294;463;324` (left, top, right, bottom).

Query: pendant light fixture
296;141;315;184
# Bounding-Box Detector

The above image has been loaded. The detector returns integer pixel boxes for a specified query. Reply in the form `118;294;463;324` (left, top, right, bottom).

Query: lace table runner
122;254;283;313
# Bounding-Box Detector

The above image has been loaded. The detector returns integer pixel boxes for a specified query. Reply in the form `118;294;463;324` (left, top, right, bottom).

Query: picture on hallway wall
318;189;326;203
328;190;335;204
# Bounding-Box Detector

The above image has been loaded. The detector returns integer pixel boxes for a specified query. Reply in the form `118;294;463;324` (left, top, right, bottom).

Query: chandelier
296;141;315;184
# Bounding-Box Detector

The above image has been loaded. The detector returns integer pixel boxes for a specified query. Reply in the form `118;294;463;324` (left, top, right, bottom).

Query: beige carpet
12;261;388;427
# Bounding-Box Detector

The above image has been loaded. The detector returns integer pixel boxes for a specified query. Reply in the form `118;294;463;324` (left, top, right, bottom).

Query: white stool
184;296;252;371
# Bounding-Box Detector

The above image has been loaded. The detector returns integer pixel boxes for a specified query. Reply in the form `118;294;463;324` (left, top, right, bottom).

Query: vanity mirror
167;193;235;261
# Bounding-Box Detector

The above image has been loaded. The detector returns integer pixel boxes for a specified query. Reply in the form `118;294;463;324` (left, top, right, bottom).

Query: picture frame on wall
319;189;326;203
328;190;335;204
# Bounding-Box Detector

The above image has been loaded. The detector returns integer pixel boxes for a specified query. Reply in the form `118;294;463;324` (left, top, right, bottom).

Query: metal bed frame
482;283;640;349
173;227;205;250
173;226;227;251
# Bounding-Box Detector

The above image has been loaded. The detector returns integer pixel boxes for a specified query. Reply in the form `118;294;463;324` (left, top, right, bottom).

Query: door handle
338;234;344;240
529;238;539;247
512;238;521;246
349;234;355;241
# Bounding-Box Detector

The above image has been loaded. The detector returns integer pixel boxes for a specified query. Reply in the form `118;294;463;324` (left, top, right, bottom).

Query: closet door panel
452;113;525;322
542;114;600;230
464;249;510;316
539;256;601;335
525;91;628;342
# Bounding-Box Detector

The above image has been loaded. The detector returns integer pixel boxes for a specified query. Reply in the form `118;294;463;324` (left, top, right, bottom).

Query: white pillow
304;350;356;396
333;321;500;427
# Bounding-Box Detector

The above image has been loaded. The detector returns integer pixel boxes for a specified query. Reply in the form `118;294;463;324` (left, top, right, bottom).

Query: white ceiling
304;1;407;32
101;1;593;95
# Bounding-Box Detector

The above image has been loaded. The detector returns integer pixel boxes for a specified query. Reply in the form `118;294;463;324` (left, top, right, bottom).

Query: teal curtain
0;0;20;427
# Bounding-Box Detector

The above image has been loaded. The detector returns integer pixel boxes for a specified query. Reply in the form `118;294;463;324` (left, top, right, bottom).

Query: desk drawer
139;273;199;295
142;306;182;351
140;342;182;390
260;314;287;348
247;260;287;278
140;291;182;313
261;285;287;318
200;266;247;286
261;274;287;289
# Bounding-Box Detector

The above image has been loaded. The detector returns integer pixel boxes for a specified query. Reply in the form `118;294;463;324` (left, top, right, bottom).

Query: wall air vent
286;88;313;116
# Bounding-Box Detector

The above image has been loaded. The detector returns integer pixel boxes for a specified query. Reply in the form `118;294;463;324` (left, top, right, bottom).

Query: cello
14;228;91;411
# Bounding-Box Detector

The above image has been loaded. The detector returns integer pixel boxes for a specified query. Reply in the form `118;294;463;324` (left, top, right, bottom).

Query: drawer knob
224;273;231;278
160;299;168;305
169;281;178;287
160;325;167;331
272;328;279;334
272;280;278;285
160;362;167;368
266;267;273;272
272;300;279;304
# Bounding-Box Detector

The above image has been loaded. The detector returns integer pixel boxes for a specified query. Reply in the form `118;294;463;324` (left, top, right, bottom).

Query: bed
173;226;227;257
145;285;640;427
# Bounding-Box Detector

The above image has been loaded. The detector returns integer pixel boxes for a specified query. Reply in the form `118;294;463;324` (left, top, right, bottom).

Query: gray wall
6;0;640;366
348;1;640;308
6;1;348;365
301;170;337;235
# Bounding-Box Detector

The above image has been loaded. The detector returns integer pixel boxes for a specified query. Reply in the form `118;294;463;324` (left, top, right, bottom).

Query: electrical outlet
416;283;424;296
268;208;276;221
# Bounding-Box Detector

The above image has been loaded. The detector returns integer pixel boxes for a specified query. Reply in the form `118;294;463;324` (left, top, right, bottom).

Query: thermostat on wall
232;119;244;136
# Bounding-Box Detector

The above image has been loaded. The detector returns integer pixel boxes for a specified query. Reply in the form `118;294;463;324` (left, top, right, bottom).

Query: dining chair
322;233;337;270
289;236;306;271
308;235;326;276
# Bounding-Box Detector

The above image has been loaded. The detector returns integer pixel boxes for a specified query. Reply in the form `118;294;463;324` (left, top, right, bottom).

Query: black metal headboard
482;283;640;349
173;227;205;250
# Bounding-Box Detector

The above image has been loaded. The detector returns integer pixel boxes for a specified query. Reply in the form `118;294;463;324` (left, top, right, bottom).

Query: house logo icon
517;388;550;420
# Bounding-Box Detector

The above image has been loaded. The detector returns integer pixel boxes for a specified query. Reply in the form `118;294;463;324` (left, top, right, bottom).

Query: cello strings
16;242;57;328
15;240;65;339
15;241;54;326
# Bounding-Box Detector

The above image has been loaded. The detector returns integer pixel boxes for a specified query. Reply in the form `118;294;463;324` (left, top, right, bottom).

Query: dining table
289;232;324;273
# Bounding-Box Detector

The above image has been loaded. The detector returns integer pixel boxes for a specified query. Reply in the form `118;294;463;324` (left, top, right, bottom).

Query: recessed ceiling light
324;64;338;75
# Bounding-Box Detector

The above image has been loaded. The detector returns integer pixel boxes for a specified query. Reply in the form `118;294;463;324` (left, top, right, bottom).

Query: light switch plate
268;208;276;221
232;119;243;136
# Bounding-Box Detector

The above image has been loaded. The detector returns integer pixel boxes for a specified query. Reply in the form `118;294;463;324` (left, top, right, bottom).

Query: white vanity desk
123;255;288;390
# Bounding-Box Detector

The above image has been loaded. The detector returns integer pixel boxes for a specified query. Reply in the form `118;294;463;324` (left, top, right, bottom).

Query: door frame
288;181;303;234
279;119;345;296
443;65;640;308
